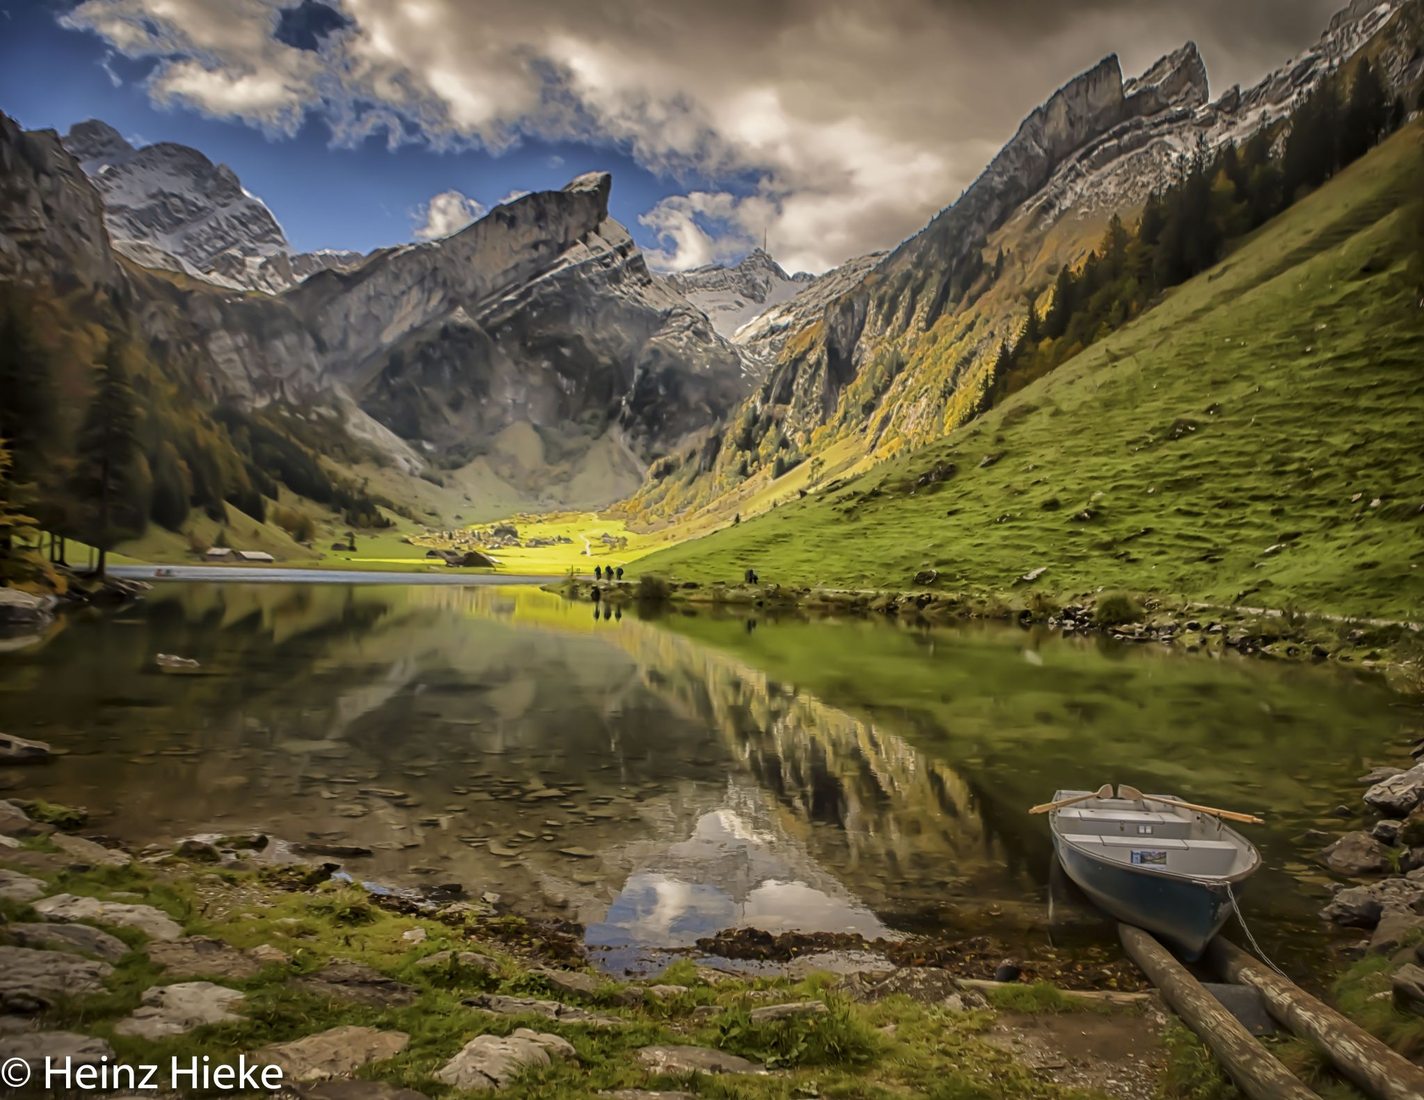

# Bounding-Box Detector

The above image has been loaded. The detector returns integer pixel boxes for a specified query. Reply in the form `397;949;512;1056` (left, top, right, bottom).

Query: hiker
595;565;603;581
616;566;624;581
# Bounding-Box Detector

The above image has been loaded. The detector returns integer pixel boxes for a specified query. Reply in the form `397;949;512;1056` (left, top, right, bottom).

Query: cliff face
289;172;749;485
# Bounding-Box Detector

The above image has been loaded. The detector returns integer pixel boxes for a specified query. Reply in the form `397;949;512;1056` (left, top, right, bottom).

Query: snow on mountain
61;120;361;294
661;248;814;339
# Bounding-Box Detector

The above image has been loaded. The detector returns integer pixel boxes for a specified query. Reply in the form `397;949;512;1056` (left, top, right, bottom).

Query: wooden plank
1208;938;1424;1100
957;978;1151;1007
1119;925;1317;1100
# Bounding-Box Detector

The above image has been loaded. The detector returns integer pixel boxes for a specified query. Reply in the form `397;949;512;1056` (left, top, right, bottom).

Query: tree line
988;58;1413;402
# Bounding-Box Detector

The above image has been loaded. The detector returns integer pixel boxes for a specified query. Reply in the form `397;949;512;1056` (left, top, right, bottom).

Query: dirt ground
985;1003;1171;1100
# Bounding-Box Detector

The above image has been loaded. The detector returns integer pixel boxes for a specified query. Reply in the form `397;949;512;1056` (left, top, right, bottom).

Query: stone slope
661;248;813;341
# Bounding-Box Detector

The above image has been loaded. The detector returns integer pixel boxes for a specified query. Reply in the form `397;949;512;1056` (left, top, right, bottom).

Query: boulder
114;981;245;1039
1320;831;1390;876
0;1030;114;1074
415;950;496;979
0;800;51;837
298;960;416;1006
436;1028;576;1090
530;967;601;998
1400;804;1424;848
256;1025;409;1082
50;834;131;868
634;1045;761;1075
1364;764;1424;817
748;1001;829;1024
0;732;53;765
2;922;129;962
0;590;54;629
1359;766;1405;784
1369;905;1424;954
0;946;113;1001
249;944;292;967
32;893;183;941
464;993;620;1027
1372;819;1403;846
0;869;45;902
1391;963;1424;1015
1321;878;1424;928
148;936;262;980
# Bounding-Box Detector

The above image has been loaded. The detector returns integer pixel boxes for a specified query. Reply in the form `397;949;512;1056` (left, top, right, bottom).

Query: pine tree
69;338;143;578
1341;58;1387;165
0;437;40;580
1044;265;1076;340
0;295;55;487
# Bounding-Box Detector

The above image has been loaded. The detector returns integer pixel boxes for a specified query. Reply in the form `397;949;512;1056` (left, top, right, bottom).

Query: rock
838;966;981;1007
173;838;222;861
293;1083;430;1100
635;1045;761;1076
32;893;183;940
0;946;113;1001
0;590;54;630
298;960;416;1006
1320;831;1390;876
155;652;200;669
1391;963;1424;1015
748;1001;828;1023
531;967;602;998
994;960;1023;983
114;981;245;1038
1400;805;1424;848
0;868;45;902
600;1093;696;1100
436;1028;576;1090
1360;766;1405;784
1321;878;1424;928
0;800;51;837
1369;904;1424;954
913;569;939;586
257;1025;409;1082
1373;820;1403;846
1364;764;1424;817
0;1030;114;1074
250;944;292;967
465;993;620;1027
0;732;54;765
1018;567;1049;584
414;950;496;978
49;833;131;868
3;922;129;962
149;936;262;979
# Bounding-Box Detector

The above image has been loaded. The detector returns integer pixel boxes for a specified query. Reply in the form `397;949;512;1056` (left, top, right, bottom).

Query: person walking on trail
616;566;624;581
595;565;603;581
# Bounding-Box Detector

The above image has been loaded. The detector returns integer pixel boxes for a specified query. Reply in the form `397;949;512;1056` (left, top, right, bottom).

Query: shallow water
1;583;1415;974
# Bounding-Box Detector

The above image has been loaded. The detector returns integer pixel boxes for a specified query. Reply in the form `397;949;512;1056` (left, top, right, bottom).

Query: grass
0;843;1129;1098
638;124;1424;621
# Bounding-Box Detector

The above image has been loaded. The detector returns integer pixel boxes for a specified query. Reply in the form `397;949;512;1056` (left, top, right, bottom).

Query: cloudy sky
0;0;1343;272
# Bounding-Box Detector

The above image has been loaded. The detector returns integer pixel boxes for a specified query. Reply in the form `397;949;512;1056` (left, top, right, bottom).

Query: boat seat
1055;808;1195;840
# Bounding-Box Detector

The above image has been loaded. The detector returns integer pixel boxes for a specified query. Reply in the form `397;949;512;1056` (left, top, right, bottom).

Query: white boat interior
1052;790;1258;879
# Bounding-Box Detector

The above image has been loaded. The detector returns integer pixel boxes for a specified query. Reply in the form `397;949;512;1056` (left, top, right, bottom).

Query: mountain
61;120;363;294
661;248;813;340
639;120;1424;619
623;0;1422;525
0;115;755;546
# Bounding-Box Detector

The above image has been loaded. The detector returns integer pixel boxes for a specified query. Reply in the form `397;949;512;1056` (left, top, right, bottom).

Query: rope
1225;879;1289;977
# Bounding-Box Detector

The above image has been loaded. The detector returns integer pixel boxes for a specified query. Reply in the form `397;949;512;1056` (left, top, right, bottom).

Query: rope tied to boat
1225;879;1289;977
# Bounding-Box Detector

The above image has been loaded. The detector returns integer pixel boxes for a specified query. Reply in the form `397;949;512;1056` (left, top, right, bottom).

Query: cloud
412;189;485;240
496;189;532;205
59;0;1343;271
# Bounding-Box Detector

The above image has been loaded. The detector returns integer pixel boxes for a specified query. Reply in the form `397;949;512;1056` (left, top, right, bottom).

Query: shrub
714;995;882;1069
1095;591;1144;627
637;574;672;601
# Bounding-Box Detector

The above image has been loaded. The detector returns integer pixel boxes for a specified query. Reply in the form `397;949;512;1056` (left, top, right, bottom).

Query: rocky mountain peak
562;170;613;206
1125;41;1210;112
661;246;814;339
62;118;132;165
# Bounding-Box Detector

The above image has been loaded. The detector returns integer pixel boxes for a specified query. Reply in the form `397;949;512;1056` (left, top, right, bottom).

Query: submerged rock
0;732;53;765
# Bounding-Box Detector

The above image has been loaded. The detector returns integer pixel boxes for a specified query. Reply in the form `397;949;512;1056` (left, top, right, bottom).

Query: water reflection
0;583;1413;971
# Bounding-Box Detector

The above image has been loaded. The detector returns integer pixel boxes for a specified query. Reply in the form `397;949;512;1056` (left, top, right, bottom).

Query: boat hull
1053;834;1235;960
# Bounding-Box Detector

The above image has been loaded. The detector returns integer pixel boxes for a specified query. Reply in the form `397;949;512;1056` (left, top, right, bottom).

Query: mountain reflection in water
0;583;1410;971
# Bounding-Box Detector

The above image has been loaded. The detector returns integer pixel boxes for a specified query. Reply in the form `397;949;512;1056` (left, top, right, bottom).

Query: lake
1;583;1415;975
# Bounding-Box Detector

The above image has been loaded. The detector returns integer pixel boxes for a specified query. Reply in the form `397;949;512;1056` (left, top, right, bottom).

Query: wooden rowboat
1046;787;1261;960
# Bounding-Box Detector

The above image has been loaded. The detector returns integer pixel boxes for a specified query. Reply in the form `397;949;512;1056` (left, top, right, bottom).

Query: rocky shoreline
552;577;1424;690
0;794;1179;1099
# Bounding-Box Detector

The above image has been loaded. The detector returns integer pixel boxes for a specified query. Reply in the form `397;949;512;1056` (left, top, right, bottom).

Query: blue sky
0;0;732;257
0;0;1338;272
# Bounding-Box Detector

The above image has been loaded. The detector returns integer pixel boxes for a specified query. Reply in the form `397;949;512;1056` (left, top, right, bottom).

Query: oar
1117;785;1264;825
1029;784;1113;815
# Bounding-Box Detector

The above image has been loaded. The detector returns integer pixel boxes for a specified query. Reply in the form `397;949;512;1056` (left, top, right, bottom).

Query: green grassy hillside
641;123;1424;620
